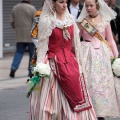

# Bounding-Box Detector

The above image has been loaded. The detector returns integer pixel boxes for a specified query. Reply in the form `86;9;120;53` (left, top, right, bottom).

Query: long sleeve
105;23;119;58
37;18;53;64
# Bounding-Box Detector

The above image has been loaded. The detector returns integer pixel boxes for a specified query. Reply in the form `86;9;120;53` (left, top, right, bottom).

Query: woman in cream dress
77;0;120;119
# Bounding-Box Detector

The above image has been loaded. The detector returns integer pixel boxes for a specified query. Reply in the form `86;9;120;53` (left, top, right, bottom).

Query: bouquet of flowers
26;63;50;98
111;54;120;78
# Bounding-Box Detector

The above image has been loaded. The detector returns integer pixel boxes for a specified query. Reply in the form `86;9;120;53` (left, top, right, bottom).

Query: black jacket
110;6;120;43
67;2;83;19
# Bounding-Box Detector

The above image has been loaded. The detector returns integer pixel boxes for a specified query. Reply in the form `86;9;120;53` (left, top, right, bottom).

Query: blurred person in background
9;0;36;78
30;3;44;69
67;0;83;41
104;0;120;49
31;2;44;47
31;9;42;47
67;0;83;20
104;0;117;40
110;0;120;50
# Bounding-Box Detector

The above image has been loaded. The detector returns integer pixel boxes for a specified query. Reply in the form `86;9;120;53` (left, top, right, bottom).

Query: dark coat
111;6;120;43
67;2;83;19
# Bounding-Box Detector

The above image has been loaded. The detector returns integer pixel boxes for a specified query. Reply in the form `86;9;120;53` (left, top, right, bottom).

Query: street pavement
0;53;120;120
0;53;30;120
0;86;29;120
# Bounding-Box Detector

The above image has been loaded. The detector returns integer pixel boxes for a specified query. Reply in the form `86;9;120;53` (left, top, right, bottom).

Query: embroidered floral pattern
81;41;120;118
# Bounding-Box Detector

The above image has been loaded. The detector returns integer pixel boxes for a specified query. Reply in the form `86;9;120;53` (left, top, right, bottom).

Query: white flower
34;63;50;76
112;58;120;77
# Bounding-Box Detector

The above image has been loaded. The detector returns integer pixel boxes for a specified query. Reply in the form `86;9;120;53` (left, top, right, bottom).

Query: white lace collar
50;14;74;40
96;16;109;32
54;14;70;28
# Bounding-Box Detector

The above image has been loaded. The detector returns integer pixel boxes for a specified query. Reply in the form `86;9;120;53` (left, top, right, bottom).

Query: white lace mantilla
96;16;109;33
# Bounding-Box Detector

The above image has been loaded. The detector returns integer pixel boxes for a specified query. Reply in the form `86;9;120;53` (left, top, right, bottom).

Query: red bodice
48;25;92;112
48;25;74;63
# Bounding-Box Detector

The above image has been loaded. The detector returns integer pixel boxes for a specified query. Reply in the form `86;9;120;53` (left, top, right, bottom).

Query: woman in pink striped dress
29;0;97;120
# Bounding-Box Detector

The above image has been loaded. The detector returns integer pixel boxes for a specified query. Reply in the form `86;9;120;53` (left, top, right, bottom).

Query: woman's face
53;0;67;15
85;0;98;16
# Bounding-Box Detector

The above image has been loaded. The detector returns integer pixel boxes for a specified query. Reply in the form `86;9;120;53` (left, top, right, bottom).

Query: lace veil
37;0;82;69
76;0;116;22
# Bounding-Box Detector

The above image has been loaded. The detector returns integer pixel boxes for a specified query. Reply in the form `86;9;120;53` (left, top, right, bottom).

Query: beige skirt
29;58;96;120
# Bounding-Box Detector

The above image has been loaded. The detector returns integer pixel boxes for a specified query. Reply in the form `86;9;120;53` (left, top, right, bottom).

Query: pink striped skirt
29;57;96;120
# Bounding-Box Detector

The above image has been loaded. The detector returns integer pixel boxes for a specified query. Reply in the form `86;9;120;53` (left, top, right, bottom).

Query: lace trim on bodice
54;15;73;40
55;16;70;27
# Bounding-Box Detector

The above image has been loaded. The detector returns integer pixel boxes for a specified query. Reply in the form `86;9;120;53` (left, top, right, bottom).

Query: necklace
89;14;98;22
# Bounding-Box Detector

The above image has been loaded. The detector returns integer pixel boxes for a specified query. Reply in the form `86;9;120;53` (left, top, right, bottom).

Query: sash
80;18;111;49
